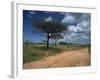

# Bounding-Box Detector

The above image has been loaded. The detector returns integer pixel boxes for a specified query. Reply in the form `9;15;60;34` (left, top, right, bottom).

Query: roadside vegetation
23;42;90;63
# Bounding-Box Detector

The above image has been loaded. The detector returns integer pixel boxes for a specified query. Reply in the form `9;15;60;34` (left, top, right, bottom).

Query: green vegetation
23;43;90;63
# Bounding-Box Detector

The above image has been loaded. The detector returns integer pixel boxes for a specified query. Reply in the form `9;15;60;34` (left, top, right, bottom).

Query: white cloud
58;12;65;15
79;14;90;21
28;11;37;18
67;23;89;33
59;29;90;44
80;35;89;39
29;11;37;15
67;13;90;33
75;24;83;31
45;16;53;22
77;13;90;31
68;25;77;32
77;20;90;32
79;20;90;26
27;14;31;18
61;13;75;23
60;13;91;44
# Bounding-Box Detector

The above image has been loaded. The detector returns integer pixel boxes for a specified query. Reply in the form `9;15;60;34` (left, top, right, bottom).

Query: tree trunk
47;33;49;49
55;39;57;46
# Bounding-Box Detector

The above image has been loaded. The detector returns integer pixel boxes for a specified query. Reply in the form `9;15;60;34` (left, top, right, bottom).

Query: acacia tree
32;20;66;49
50;33;63;46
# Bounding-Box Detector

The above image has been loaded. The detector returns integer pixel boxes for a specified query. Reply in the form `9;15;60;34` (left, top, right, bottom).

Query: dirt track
23;48;90;69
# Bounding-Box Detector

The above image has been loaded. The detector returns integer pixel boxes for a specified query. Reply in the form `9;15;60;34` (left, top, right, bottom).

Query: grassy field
23;43;90;64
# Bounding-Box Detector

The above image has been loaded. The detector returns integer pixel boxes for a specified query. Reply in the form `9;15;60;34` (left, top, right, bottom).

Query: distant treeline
59;42;90;45
23;40;90;46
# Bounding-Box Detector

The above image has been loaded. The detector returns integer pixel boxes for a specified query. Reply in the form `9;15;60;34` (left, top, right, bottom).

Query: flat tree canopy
32;19;66;48
33;20;66;33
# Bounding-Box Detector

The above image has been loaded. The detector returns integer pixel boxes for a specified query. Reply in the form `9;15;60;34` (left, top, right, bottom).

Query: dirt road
23;48;90;69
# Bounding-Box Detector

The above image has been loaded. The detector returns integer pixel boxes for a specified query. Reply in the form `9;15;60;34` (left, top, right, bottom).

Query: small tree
50;33;63;46
32;20;66;48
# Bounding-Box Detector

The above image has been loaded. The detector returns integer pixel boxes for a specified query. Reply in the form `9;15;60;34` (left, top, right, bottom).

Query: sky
23;10;91;44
